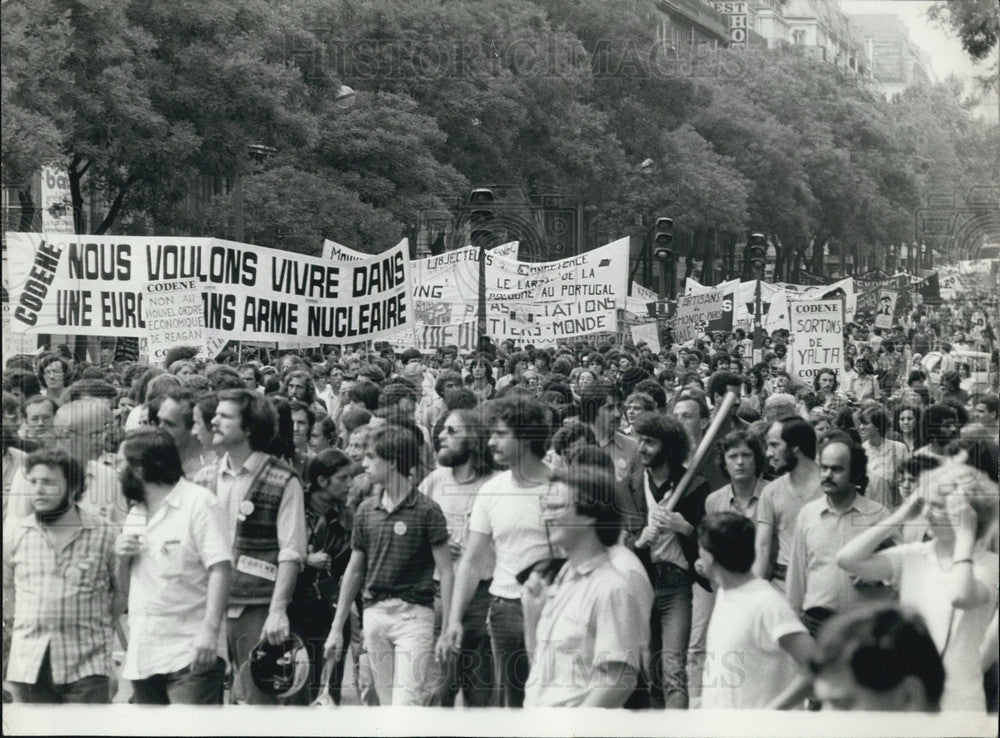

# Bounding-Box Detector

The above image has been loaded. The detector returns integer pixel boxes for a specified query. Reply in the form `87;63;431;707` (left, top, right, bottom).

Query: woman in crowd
836;446;999;711
465;358;495;402
894;404;925;452
37;354;72;406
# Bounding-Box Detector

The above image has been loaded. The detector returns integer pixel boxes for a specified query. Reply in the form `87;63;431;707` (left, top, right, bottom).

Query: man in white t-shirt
696;513;812;709
444;396;553;708
420;408;498;707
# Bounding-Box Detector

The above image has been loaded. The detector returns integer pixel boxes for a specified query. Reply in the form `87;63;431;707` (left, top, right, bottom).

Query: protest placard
874;289;898;330
630;321;660;353
673;290;724;342
142;279;205;364
787;298;845;383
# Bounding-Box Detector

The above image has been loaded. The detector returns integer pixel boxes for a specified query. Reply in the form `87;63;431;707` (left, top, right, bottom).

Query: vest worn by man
197;456;297;601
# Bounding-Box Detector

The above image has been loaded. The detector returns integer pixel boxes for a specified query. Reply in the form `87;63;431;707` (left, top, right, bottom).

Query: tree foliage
3;0;996;273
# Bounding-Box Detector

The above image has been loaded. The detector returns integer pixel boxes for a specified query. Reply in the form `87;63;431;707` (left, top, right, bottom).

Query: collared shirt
215;451;307;571
705;478;767;520
526;551;651;707
4;508;116;684
597;431;639;483
119;479;232;680
352;488;449;607
786;493;892;615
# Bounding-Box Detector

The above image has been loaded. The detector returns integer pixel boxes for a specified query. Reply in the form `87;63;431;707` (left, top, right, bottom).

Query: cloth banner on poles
5;233;413;345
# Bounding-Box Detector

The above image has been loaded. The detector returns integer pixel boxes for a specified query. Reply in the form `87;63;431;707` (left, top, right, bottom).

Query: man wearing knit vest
194;389;307;704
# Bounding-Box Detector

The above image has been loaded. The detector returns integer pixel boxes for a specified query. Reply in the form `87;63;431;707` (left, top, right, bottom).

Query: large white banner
401;239;628;346
6;233;413;345
787;298;845;383
685;276;856;332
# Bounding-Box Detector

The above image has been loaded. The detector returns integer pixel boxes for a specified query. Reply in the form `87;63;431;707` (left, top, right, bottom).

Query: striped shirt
3;508;116;684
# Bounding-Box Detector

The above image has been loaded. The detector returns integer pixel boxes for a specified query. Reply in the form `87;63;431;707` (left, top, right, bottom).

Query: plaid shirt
3;508;116;684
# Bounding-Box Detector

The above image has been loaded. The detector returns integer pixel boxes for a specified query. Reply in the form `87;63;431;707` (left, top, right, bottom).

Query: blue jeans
130;657;226;705
649;562;693;709
487;596;530;708
430;580;495;707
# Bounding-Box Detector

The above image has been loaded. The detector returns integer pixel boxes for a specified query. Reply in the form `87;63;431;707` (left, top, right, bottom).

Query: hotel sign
713;1;748;48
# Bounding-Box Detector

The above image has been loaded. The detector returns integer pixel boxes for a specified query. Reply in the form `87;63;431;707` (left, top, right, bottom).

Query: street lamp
748;232;767;364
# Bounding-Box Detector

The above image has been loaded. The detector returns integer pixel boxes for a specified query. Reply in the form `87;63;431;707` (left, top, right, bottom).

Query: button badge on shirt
393;521;407;536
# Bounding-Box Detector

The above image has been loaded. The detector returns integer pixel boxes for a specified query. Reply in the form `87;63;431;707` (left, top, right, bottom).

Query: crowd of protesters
2;290;998;712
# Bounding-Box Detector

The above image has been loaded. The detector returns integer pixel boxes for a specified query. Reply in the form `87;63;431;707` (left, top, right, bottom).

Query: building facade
849;14;933;99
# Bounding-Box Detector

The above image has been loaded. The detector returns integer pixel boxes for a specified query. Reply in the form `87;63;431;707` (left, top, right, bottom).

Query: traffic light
653;217;674;262
747;232;766;266
469;188;496;248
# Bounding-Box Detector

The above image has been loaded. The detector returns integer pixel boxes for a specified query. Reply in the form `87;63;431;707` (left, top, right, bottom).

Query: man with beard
419;408;498;706
579;382;638;483
753;417;821;592
114;428;231;704
619;412;709;709
444;397;553;708
786;433;892;637
4;448;117;703
914;403;960;461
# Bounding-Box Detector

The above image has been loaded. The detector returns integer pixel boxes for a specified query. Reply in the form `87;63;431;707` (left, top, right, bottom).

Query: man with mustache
753;417;822;591
786;433;893;637
4;448;117;703
619;412;709;709
114;428;231;704
420;408;498;707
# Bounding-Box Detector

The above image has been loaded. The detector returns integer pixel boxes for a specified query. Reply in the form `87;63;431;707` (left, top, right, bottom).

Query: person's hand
435;632;453;664
447;540;463;560
658;511;691;535
521;570;549;623
261;609;290;646
945;490;978;540
190;626;219;672
324;627;344;662
442;620;464;654
892;492;925;523
114;532;143;558
306;552;331;570
650;506;671;531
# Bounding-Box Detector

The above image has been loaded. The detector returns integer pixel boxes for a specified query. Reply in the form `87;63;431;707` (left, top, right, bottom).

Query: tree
2;0;322;234
928;0;999;60
199;165;402;255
